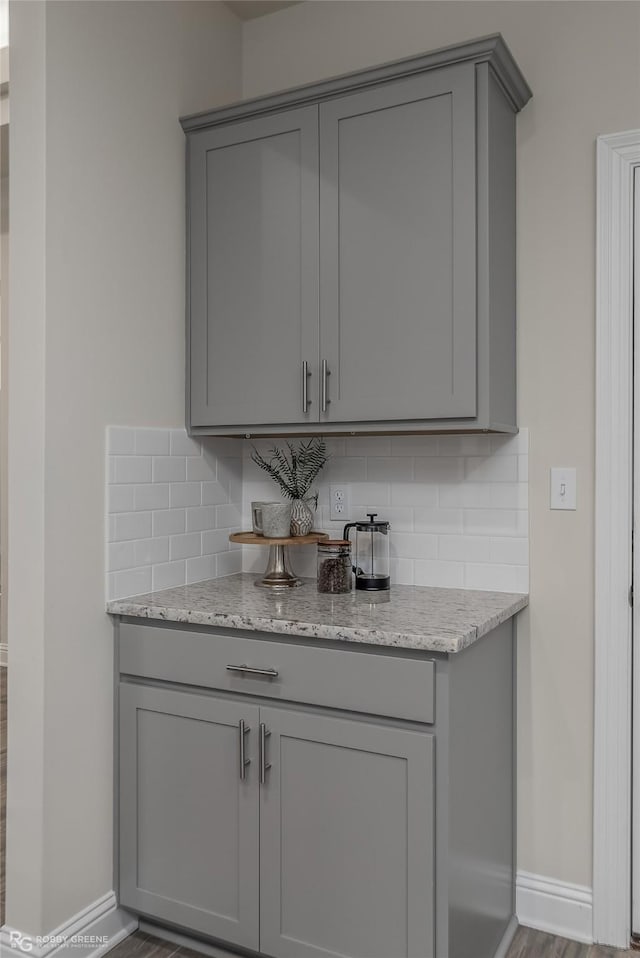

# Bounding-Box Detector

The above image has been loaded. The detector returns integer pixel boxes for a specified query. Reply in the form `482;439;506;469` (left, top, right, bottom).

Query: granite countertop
107;573;528;654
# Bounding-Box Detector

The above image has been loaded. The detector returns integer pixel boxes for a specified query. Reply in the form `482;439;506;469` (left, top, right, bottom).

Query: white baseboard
516;870;593;944
0;892;138;958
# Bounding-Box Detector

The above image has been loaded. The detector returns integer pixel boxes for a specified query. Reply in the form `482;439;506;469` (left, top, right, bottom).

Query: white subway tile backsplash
462;509;526;538
414;457;464;483
170;430;202;457
414;559;465;589
439;483;493;509
186;554;217;584
202;481;229;506
135;428;170;456
518;455;528;482
170;532;203;561
367;458;414;481
345;437;392;457
464;456;519;483
489;537;529;565
490;482;528;510
108;541;137;573
152;509;186;537
391;532;438;560
438;535;491;563
152;560;186;592
109;425;528;601
108;427;136;456
413;508;463;534
438;435;492;457
186;506;217;533
491;432;529;456
107;426;243;600
464;563;523;592
135;537;170;567
203;530;232;555
186;456;217;482
170;482;202;508
390;557;414;585
108;485;135;514
217;550;243;578
113;456;152;485
134;483;170;512
114;511;152;542
381;507;414;532
217;503;242;528
391;435;439;457
153;456;187;483
325;458;367;482
391;483;438;508
114;566;152;598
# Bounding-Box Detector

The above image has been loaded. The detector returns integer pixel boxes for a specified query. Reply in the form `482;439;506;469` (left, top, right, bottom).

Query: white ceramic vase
290;498;314;536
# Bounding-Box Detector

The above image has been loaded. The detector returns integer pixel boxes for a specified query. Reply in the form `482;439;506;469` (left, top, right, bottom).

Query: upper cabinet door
319;65;477;423
189;108;319;428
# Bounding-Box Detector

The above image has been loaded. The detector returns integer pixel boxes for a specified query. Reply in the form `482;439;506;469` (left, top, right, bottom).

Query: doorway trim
594;129;640;947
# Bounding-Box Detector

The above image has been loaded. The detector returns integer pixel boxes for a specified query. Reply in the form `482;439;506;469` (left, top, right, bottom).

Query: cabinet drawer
119;623;435;725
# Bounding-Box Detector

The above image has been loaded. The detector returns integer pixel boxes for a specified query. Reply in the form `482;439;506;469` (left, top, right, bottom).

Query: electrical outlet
329;485;350;521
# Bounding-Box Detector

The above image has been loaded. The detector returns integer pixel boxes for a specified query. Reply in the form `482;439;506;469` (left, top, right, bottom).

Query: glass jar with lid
317;540;352;594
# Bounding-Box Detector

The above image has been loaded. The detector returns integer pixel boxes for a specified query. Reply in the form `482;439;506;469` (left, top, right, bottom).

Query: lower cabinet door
259;707;435;958
119;684;260;950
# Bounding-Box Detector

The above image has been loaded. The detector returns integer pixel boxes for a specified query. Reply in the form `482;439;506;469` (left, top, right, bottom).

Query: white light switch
550;467;577;510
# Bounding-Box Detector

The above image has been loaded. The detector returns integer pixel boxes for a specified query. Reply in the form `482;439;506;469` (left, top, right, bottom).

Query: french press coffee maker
343;513;391;591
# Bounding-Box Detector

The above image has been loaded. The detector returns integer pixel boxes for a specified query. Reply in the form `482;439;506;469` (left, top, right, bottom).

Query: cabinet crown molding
180;32;532;133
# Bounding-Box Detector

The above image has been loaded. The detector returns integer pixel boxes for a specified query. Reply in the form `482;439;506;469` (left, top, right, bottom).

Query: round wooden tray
229;532;328;547
229;532;328;590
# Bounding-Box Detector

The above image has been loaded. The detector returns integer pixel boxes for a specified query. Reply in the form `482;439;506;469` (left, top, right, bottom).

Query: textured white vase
290;498;314;536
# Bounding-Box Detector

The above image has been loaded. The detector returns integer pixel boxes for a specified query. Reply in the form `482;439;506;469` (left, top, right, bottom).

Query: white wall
6;0;241;935
242;1;640;889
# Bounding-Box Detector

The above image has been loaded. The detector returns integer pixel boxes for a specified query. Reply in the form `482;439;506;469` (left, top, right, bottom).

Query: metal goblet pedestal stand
229;532;329;590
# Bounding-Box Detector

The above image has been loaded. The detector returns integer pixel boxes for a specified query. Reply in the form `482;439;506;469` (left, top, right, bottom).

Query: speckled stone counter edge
107;574;528;654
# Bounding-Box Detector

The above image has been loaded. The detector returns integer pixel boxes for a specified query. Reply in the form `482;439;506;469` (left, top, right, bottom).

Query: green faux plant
250;437;329;505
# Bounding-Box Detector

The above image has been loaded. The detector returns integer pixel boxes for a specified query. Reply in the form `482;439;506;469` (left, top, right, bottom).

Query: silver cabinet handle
238;719;251;781
302;360;311;413
227;664;279;678
321;358;331;412
259;722;272;785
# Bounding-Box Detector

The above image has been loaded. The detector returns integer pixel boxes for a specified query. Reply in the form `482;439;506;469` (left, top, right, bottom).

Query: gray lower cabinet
259;708;434;958
119;684;434;958
119;684;260;949
181;35;532;436
117;617;515;958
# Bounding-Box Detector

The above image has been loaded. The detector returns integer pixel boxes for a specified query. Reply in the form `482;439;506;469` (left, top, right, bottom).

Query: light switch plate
550;467;577;510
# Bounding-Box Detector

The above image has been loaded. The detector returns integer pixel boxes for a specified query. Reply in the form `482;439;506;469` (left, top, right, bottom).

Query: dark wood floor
108;927;640;958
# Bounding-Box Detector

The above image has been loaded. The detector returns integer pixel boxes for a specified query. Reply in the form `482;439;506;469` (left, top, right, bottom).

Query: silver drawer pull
227;664;279;678
260;722;272;785
238;719;251;781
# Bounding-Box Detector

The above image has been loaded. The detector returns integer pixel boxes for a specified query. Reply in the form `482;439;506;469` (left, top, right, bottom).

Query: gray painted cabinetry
116;617;516;958
181;35;531;436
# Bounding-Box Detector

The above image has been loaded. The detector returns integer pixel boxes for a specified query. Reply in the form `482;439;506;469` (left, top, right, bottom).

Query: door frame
594;129;640;947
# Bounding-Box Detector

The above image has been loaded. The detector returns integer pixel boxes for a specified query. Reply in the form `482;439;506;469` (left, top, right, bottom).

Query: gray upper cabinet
188;108;319;427
319;66;476;423
181;35;531;436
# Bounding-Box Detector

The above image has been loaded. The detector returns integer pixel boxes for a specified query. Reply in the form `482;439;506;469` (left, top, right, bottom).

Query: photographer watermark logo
7;932;110;953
